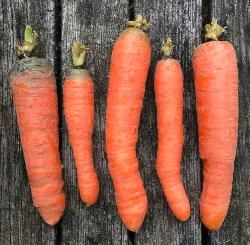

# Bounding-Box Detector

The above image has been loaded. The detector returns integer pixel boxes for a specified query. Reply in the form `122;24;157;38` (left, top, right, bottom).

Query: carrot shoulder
193;19;238;230
64;42;99;205
155;38;190;221
106;15;151;232
10;26;65;225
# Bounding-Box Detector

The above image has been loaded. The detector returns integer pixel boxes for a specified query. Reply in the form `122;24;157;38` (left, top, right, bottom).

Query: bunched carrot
106;15;151;231
154;38;190;221
64;42;99;205
193;19;238;230
10;26;65;225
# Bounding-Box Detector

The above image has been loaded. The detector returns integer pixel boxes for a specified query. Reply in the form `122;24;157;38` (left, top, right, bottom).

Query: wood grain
0;0;58;244
133;1;202;244
207;1;250;244
60;0;129;244
0;0;249;244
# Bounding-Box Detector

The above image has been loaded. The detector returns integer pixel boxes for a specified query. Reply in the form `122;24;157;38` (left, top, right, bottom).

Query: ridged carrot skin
64;69;99;205
154;58;190;221
10;58;65;225
193;40;238;230
106;23;151;231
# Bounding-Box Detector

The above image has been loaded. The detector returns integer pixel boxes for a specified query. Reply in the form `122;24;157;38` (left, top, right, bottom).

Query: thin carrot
155;38;190;221
63;42;99;205
10;26;65;225
193;19;238;230
106;15;151;232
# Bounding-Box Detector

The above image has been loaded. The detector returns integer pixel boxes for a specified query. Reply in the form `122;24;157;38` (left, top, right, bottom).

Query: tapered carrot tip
120;204;147;232
37;193;66;225
200;206;225;230
80;190;99;207
172;202;191;221
79;183;100;206
38;208;64;226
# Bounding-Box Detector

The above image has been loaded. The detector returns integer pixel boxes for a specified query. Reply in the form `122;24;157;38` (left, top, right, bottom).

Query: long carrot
106;15;151;232
10;26;65;225
64;42;99;205
193;19;238;230
155;38;190;221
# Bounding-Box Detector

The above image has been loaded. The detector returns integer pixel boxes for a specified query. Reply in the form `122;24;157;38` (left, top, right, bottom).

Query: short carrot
154;38;190;221
193;19;238;230
10;26;65;225
64;42;99;205
106;15;151;231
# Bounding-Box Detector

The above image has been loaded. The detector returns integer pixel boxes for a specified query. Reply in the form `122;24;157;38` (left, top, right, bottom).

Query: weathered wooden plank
60;0;129;244
208;1;250;244
134;1;202;244
0;0;58;244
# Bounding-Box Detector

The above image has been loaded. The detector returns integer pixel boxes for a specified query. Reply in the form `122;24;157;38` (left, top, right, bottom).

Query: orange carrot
10;26;65;225
154;38;190;221
64;42;99;205
106;15;151;231
193;19;238;230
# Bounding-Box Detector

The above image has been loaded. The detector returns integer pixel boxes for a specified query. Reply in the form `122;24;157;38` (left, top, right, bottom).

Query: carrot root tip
200;205;225;230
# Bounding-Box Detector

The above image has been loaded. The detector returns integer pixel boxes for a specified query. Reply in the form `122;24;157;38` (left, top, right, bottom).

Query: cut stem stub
17;25;38;58
127;15;150;31
161;37;174;58
205;18;226;41
72;42;88;68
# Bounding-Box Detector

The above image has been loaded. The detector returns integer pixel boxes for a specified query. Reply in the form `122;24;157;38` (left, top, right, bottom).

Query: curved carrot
155;38;190;221
64;42;99;205
106;15;151;231
10;26;65;225
193;19;238;230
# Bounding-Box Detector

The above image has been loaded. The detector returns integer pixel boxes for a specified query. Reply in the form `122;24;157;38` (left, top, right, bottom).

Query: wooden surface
134;1;202;244
208;1;250;244
0;0;249;244
60;0;128;244
0;1;58;244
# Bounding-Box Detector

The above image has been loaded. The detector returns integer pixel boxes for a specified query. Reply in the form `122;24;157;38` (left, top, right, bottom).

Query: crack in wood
127;1;136;243
54;0;63;244
201;1;212;244
128;230;135;245
128;0;135;20
201;0;212;42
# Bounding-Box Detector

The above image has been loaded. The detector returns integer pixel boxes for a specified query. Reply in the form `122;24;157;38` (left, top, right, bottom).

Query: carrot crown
71;42;89;68
17;25;38;58
127;15;150;31
205;18;226;41
161;38;174;58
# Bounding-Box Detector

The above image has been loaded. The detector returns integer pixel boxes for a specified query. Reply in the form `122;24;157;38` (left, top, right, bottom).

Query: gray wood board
133;1;203;244
1;0;249;244
208;0;250;244
60;0;129;244
0;0;58;244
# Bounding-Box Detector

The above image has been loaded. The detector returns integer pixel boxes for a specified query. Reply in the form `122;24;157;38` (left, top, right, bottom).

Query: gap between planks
201;0;212;244
53;0;63;244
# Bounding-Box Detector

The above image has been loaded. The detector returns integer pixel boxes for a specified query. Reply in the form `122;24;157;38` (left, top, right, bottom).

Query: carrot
193;19;238;230
154;38;190;221
10;26;65;225
106;15;151;231
63;42;99;205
